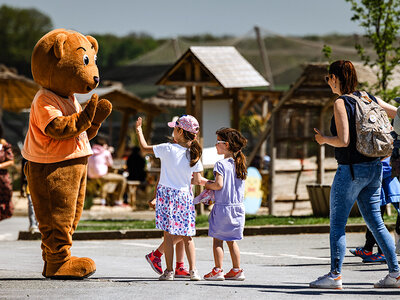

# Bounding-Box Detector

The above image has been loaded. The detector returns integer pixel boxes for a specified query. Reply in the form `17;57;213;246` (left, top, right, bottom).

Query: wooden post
259;97;268;160
317;102;332;184
185;62;193;115
116;111;132;158
268;113;276;215
194;61;204;215
194;62;203;133
144;114;154;141
232;88;240;129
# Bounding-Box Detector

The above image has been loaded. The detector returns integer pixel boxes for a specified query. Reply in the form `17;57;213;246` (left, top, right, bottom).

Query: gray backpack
345;91;393;157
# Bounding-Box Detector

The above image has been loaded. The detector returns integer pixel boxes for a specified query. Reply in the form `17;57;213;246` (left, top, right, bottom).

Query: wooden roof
157;46;269;88
280;62;400;108
75;84;163;115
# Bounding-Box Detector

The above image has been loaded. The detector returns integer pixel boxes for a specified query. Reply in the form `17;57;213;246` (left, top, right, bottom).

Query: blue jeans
330;160;399;274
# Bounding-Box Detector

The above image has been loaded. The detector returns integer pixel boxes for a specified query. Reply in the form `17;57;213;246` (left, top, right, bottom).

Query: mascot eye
94;55;97;65
83;54;89;65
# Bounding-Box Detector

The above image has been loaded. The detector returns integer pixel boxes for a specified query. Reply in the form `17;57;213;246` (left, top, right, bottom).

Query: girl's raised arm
135;117;154;154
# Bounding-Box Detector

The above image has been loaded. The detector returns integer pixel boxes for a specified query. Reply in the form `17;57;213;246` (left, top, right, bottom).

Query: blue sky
0;0;361;37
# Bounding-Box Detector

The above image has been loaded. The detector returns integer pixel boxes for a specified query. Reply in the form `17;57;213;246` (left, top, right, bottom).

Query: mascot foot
45;257;96;279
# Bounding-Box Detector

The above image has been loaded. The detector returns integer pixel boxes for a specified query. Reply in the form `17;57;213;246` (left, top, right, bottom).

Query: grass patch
77;214;398;231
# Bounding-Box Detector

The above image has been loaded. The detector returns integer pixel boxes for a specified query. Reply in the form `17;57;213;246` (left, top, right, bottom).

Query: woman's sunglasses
216;141;226;145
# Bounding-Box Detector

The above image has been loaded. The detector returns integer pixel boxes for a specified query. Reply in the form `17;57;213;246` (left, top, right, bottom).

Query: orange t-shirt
22;88;93;163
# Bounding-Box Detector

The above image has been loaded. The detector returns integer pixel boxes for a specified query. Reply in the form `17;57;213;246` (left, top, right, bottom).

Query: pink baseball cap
168;115;199;134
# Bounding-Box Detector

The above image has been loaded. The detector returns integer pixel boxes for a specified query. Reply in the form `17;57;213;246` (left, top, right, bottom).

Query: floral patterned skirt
155;184;196;236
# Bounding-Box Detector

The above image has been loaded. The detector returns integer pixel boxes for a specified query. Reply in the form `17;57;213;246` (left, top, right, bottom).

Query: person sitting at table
88;136;127;206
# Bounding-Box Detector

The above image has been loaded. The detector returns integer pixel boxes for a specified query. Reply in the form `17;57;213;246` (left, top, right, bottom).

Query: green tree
0;5;53;76
346;0;400;101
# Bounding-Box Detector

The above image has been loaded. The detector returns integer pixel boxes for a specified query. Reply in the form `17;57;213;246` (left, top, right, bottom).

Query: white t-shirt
153;143;203;192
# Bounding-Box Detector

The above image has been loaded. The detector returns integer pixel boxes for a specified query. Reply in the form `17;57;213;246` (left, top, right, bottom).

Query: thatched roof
157;46;269;88
75;83;163;115
0;65;39;113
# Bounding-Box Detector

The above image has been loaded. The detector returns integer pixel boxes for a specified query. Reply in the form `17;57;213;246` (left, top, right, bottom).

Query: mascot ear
86;35;98;54
54;33;67;59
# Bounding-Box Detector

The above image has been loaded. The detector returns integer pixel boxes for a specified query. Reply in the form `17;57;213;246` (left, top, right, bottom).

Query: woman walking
310;60;400;289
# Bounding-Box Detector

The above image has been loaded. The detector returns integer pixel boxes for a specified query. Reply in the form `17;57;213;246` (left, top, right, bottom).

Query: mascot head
31;29;99;97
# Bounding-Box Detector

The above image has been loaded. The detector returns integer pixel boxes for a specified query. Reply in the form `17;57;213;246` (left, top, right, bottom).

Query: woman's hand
314;128;325;145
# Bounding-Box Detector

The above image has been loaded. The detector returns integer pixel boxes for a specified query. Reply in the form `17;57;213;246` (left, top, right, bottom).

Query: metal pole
254;26;275;88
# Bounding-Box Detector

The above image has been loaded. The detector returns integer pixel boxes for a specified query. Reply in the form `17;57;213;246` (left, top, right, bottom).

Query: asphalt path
1;217;400;299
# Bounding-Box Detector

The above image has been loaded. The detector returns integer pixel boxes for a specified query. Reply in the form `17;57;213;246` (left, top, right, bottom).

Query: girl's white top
153;143;203;192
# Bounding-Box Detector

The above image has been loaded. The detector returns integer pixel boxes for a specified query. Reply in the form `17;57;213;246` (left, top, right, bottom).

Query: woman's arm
204;173;223;191
376;97;397;119
135;117;154;154
314;98;350;147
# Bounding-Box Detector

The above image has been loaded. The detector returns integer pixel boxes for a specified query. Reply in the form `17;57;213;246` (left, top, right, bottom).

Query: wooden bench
126;180;141;210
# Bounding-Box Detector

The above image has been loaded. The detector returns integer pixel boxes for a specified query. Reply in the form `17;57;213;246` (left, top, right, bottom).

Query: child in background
350;156;400;261
136;115;203;281
201;128;247;281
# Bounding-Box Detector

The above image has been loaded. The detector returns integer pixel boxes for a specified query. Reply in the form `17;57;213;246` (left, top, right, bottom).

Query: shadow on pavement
199;282;400;296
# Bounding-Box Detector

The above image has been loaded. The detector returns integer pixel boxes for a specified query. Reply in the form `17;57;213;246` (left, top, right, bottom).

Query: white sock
214;267;221;272
389;271;400;278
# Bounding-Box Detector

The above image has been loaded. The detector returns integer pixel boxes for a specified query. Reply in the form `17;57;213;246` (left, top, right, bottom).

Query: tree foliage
346;0;400;101
0;5;53;76
92;33;160;69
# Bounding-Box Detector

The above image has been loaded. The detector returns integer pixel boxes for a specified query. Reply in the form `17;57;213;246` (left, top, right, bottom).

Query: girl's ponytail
182;130;202;167
234;150;247;180
189;138;202;167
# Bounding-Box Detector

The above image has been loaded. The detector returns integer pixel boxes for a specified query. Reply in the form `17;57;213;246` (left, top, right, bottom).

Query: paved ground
1;217;400;299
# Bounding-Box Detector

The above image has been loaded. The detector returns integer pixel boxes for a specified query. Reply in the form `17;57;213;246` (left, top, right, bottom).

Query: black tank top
330;91;378;165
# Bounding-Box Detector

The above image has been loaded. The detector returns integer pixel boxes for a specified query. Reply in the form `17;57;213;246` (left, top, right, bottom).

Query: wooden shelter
247;62;400;214
0;64;39;116
76;83;163;157
156;46;269;133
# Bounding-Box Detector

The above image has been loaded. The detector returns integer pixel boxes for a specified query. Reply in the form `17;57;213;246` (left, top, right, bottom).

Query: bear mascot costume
22;29;112;279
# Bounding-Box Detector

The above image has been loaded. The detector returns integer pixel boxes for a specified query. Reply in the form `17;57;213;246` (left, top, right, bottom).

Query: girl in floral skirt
136;115;203;281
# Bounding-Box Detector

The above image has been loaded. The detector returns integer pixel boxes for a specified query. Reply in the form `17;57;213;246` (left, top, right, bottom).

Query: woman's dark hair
329;60;358;94
181;129;202;167
0;123;3;139
216;128;248;180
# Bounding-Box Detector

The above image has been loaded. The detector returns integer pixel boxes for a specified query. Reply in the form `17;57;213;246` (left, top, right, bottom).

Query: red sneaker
145;251;163;275
175;266;190;278
204;268;224;281
224;268;245;281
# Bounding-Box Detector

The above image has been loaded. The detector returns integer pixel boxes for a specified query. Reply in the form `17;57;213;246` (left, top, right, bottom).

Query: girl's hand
148;198;156;209
314;128;325;145
136;117;143;132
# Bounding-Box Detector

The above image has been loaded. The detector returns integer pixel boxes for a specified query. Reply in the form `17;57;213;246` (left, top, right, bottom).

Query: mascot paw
45;257;96;279
83;94;99;122
92;99;112;125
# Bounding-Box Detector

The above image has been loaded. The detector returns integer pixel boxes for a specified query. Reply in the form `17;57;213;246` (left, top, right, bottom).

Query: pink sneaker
145;251;162;275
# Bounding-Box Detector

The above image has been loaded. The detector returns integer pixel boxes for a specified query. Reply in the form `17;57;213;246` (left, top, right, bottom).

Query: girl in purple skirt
201;128;247;281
